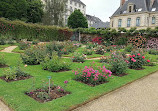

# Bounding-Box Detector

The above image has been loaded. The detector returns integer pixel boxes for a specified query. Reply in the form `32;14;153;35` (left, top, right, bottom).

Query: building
86;14;102;27
41;0;86;26
64;0;86;25
92;21;110;29
110;0;158;30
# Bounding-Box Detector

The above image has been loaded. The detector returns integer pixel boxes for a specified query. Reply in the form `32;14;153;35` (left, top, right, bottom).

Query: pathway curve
0;46;17;53
0;100;11;111
73;71;158;111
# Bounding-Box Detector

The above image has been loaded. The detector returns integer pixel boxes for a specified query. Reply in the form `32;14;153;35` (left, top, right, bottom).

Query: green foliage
32;39;40;45
68;10;88;29
42;0;66;26
26;0;44;23
0;54;6;66
82;49;93;55
115;37;128;45
100;56;109;63
0;18;73;41
0;0;43;23
124;44;133;52
128;51;146;69
148;49;158;55
71;53;86;63
18;41;31;50
41;52;71;72
3;66;30;81
95;45;106;55
109;52;128;75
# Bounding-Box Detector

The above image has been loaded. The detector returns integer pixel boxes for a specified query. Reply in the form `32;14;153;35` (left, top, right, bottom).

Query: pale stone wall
110;12;158;30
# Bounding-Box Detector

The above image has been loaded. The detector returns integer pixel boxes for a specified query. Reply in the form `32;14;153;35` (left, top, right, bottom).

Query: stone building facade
110;0;158;30
64;0;86;25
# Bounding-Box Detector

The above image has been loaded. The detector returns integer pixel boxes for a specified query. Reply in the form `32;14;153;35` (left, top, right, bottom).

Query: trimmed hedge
0;18;73;41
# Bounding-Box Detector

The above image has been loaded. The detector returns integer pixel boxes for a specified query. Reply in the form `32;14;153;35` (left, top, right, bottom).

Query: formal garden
0;18;158;111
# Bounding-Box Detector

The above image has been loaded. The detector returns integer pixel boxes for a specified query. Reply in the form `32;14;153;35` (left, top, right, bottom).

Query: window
127;18;131;27
70;0;72;4
129;6;132;12
79;4;81;7
118;19;122;27
112;21;114;27
152;8;156;11
152;17;156;24
75;2;77;6
70;6;73;14
136;17;140;26
83;5;84;8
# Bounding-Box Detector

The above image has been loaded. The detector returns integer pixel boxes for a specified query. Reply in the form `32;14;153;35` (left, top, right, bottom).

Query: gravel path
73;71;158;111
0;100;11;111
0;46;17;53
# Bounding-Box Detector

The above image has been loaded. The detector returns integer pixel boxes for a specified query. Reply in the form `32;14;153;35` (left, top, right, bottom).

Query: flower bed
25;86;70;103
73;63;113;86
0;66;31;82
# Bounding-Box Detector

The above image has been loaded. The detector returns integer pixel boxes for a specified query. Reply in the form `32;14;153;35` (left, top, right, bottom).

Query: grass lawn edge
67;70;158;111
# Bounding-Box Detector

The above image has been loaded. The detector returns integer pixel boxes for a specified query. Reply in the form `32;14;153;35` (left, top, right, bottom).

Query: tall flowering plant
92;37;102;45
73;62;112;86
128;51;148;69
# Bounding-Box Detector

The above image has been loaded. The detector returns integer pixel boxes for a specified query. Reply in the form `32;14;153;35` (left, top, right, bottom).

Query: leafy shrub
128;51;146;69
125;44;133;52
86;42;96;49
71;53;86;63
41;52;71;72
18;41;31;50
109;51;128;75
95;45;106;55
73;42;82;47
146;38;158;49
100;56;109;63
74;63;112;86
148;49;158;55
92;37;102;45
21;45;48;65
0;54;6;66
83;49;93;55
32;40;40;45
0;38;6;45
115;37;128;45
3;66;30;81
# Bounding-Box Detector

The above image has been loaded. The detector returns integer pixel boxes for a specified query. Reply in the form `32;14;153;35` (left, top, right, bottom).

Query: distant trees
68;10;88;29
0;0;43;23
42;0;67;26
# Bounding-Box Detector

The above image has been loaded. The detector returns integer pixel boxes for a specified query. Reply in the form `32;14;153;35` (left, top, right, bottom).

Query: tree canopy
0;0;43;23
68;10;88;29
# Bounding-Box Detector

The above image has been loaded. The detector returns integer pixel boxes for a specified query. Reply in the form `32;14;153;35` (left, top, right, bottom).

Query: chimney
120;0;125;7
150;0;155;7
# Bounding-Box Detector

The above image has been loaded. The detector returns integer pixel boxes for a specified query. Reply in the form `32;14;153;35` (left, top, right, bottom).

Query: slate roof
86;14;102;23
72;0;86;6
111;0;158;17
91;22;110;29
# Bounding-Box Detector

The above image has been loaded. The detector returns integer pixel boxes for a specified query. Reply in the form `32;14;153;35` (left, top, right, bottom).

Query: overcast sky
81;0;120;22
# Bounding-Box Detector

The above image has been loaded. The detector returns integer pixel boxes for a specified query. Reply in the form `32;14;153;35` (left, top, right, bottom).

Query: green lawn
0;45;11;51
63;47;110;58
0;52;157;111
12;47;25;53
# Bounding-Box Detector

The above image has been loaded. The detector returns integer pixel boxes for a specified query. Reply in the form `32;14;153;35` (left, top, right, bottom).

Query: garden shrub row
0;18;73;41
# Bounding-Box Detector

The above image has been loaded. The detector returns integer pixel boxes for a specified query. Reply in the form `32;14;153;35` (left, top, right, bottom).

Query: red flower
147;60;150;63
142;56;145;59
137;53;141;56
132;55;135;57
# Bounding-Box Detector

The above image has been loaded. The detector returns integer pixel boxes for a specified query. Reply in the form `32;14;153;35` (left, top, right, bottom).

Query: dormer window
152;17;156;24
127;3;135;13
138;8;142;12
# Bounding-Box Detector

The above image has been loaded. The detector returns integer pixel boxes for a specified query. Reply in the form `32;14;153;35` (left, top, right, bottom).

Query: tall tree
26;0;44;23
68;10;88;29
0;0;28;20
42;0;66;26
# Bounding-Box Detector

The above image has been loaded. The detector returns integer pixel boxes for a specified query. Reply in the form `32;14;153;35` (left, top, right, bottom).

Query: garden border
67;70;158;111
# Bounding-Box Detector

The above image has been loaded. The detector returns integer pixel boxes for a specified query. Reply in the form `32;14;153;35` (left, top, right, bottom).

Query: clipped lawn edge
67;70;158;111
0;98;14;111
